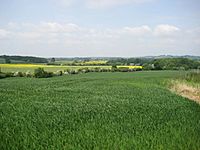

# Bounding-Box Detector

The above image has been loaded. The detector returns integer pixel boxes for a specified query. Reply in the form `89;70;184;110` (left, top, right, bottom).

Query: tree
34;68;53;78
50;58;55;63
5;58;11;64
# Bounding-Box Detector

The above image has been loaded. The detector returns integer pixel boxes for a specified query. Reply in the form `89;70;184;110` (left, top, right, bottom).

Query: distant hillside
143;55;200;60
0;55;48;64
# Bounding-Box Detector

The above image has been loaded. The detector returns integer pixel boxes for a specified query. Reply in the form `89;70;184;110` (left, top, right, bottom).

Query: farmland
0;64;142;73
0;71;200;149
0;64;110;73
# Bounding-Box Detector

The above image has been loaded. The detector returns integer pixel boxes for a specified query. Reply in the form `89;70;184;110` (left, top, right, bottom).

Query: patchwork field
0;71;200;149
0;64;142;73
0;64;110;73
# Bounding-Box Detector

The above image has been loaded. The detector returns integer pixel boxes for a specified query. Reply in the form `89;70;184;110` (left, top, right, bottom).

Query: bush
94;67;101;72
100;68;110;72
5;72;14;77
64;69;78;75
34;68;53;78
14;72;24;77
78;68;90;73
118;67;129;72
0;73;6;79
54;71;63;76
25;71;32;77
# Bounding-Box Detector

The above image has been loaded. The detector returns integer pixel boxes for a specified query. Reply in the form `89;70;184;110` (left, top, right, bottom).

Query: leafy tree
34;68;53;78
5;58;11;64
50;58;55;63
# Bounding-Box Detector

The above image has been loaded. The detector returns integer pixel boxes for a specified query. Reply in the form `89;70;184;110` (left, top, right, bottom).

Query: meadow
0;71;200;149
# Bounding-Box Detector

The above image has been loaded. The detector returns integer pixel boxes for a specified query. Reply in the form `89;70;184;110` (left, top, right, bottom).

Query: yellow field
0;64;143;73
82;61;107;65
117;65;143;69
0;64;67;68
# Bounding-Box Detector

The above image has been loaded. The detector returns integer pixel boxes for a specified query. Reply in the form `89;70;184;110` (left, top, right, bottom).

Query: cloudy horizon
0;0;200;57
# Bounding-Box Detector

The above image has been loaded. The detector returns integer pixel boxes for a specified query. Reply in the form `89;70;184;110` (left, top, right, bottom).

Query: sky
0;0;200;57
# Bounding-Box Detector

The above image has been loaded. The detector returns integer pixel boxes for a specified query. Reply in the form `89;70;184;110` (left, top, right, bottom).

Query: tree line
0;55;48;63
107;57;200;70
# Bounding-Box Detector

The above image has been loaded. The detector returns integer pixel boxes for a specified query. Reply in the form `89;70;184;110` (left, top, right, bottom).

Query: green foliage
153;58;200;70
14;71;24;77
0;73;6;79
5;57;11;64
107;57;200;70
0;71;200;149
64;69;78;74
107;58;152;66
78;67;90;73
117;67;129;72
0;55;48;64
34;68;53;78
185;71;200;83
50;57;56;63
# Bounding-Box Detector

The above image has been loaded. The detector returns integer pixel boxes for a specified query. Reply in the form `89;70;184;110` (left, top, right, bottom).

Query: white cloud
122;25;152;36
18;32;42;39
38;22;80;33
154;24;180;37
0;29;11;39
1;22;200;56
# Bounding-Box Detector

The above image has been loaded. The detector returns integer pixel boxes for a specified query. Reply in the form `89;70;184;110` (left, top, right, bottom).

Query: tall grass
185;70;200;83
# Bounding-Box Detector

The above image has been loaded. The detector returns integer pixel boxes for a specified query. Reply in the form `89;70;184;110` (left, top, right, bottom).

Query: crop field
0;64;110;73
0;64;142;73
0;71;200;149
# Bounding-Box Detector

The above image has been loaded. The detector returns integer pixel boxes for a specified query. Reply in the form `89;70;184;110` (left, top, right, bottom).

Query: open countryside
1;0;200;149
0;55;200;149
1;70;200;149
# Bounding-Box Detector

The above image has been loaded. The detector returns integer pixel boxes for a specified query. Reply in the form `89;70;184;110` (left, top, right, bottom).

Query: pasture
0;71;200;149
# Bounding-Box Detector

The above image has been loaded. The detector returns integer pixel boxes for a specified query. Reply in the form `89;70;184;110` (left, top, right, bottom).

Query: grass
169;70;200;104
184;71;200;84
0;71;200;149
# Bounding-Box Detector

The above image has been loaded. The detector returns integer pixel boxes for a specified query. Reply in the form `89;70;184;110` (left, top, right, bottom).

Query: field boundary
169;80;200;104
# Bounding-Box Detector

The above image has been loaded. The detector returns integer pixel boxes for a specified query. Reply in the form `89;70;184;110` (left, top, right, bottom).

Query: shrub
54;71;63;76
94;67;101;72
6;72;14;77
78;68;90;73
25;71;32;77
100;68;110;72
64;69;78;75
64;71;69;75
14;72;24;77
34;68;53;78
0;73;6;79
70;70;78;74
118;67;129;72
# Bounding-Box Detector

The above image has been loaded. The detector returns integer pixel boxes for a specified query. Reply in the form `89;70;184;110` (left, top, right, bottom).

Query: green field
0;71;200;149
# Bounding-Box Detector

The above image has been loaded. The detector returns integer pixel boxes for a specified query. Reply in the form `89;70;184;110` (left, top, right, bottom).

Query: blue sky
0;0;200;57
